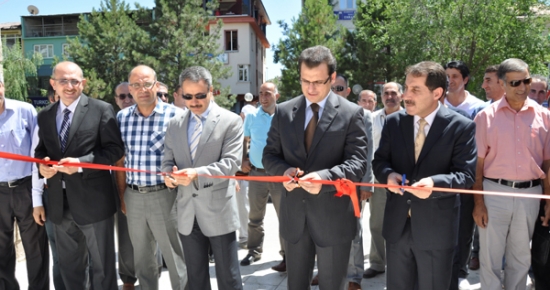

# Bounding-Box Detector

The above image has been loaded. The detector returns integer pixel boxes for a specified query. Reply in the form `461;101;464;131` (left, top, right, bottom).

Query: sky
0;0;302;79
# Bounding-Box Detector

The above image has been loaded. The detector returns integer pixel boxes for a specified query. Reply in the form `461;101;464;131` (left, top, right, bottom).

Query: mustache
404;100;415;106
385;99;397;105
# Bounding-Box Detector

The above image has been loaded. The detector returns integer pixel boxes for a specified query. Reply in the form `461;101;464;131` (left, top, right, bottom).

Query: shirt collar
59;96;81;113
497;96;538;112
305;92;330;109
131;100;166;117
414;102;440;126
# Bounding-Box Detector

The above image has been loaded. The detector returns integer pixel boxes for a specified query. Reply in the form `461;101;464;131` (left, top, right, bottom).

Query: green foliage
137;0;234;108
273;0;346;101
354;0;550;99
66;0;150;106
0;41;43;101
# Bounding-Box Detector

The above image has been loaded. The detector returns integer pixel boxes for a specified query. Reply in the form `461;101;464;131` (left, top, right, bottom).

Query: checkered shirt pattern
117;102;181;186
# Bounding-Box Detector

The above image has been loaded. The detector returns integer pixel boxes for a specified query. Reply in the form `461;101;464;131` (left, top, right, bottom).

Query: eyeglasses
52;79;82;86
508;77;532;87
331;85;345;92
300;76;331;88
128;81;156;90
182;93;208;100
157;92;169;98
117;93;133;100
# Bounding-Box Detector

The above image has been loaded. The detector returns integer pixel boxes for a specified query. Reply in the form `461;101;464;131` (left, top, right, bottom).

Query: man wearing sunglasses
115;82;135;110
116;65;188;290
162;66;244;290
157;82;170;103
263;45;368;290
172;85;187;110
473;58;550;290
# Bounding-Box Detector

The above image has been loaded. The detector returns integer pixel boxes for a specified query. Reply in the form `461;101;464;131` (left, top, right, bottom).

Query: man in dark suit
263;45;368;290
373;61;477;290
35;61;125;290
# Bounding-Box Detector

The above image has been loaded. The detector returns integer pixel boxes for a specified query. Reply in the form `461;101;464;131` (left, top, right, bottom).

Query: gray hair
532;74;548;89
179;66;213;90
360;90;377;100
157;81;168;90
497;58;529;81
384;82;403;94
115;82;128;93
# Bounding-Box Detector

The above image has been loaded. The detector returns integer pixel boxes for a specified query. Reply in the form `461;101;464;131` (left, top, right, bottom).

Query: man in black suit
263;45;368;290
373;61;477;290
35;61;124;290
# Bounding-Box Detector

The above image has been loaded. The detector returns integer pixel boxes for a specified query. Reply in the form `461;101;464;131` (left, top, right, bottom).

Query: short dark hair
298;45;337;77
444;60;470;80
406;61;447;93
497;58;529;81
179;66;213;91
336;73;348;87
485;65;499;74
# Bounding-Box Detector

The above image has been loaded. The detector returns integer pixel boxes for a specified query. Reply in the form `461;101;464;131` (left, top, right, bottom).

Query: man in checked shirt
116;65;188;290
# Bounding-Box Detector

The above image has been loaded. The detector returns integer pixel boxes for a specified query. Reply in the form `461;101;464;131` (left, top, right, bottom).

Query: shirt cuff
32;189;43;207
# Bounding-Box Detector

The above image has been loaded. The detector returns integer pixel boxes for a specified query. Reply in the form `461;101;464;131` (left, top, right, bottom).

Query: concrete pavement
16;201;482;289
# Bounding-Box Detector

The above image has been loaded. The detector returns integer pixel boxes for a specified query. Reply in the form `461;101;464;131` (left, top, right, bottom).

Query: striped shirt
117;102;183;186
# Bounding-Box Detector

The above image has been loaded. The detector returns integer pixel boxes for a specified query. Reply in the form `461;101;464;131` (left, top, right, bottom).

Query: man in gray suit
263;45;368;290
163;66;244;290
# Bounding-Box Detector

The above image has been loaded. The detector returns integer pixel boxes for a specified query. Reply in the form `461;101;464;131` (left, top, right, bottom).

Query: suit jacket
373;105;476;250
34;94;124;225
162;103;243;237
360;109;374;193
262;92;368;247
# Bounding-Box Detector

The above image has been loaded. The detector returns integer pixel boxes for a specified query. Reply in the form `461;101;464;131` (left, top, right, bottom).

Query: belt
128;184;167;193
251;165;266;173
485;178;541;189
0;176;31;188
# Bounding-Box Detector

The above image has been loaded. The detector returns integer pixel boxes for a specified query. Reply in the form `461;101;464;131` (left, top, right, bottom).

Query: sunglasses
331;85;345;92
508;77;532;87
157;92;169;98
182;93;208;100
117;93;133;100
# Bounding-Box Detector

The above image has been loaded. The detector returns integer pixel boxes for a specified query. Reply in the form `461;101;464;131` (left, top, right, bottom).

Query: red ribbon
2;151;549;220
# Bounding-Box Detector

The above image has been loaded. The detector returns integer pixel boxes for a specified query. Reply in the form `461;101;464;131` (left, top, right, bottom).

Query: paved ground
16;202;483;290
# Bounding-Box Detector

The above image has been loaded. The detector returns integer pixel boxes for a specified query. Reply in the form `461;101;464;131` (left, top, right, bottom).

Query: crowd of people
0;44;549;290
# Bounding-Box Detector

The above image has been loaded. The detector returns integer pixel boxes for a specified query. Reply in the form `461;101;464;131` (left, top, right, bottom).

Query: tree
140;0;234;108
0;41;43;101
273;0;346;101
66;0;151;105
354;0;550;99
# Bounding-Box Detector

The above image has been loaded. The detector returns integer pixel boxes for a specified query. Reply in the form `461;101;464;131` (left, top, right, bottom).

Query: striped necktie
190;114;203;162
414;118;427;162
60;108;71;152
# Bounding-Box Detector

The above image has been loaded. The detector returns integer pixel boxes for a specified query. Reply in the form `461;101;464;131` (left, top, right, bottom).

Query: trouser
43;188;66;290
368;183;387;272
449;194;476;290
235;180;249;243
0;177;49;290
532;201;550;290
180;219;243;290
479;179;540;290
347;198;367;284
246;169;284;256
125;187;188;290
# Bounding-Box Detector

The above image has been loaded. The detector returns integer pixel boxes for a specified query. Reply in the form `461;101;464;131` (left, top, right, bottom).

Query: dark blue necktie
59;108;71;152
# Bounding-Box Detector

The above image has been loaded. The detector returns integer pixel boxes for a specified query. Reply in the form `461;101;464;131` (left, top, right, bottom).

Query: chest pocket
10;129;25;147
149;131;165;155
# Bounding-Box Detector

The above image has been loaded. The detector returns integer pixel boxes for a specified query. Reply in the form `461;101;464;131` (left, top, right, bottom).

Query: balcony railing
25;24;78;38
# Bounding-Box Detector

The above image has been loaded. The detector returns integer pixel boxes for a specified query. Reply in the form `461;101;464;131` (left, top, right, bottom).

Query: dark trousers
387;219;454;290
449;194;475;290
179;219;242;290
54;206;116;290
532;201;550;290
0;177;49;290
43;188;66;290
285;223;352;290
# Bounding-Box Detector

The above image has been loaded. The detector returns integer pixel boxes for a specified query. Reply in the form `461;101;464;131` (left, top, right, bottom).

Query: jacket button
302;199;305;203
407;199;411;205
192;193;198;197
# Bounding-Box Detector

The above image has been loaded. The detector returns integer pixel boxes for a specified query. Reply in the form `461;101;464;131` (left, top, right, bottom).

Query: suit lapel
65;95;89;151
47;102;62;152
416;106;450;164
309;93;338;155
180;110;193;166
193;103;220;165
400;114;415;165
292;96;307;156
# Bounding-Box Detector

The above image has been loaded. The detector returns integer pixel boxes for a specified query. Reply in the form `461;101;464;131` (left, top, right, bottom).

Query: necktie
59;108;71;152
305;103;319;153
414;118;428;162
190;115;203;162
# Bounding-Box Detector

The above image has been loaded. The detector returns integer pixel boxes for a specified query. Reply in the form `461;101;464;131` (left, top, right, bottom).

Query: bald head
52;61;84;79
128;65;157;81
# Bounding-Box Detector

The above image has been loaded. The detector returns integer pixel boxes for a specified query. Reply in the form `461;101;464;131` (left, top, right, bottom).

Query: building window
238;65;249;82
1;35;21;48
340;0;356;9
62;43;71;57
225;30;238;51
34;44;54;58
